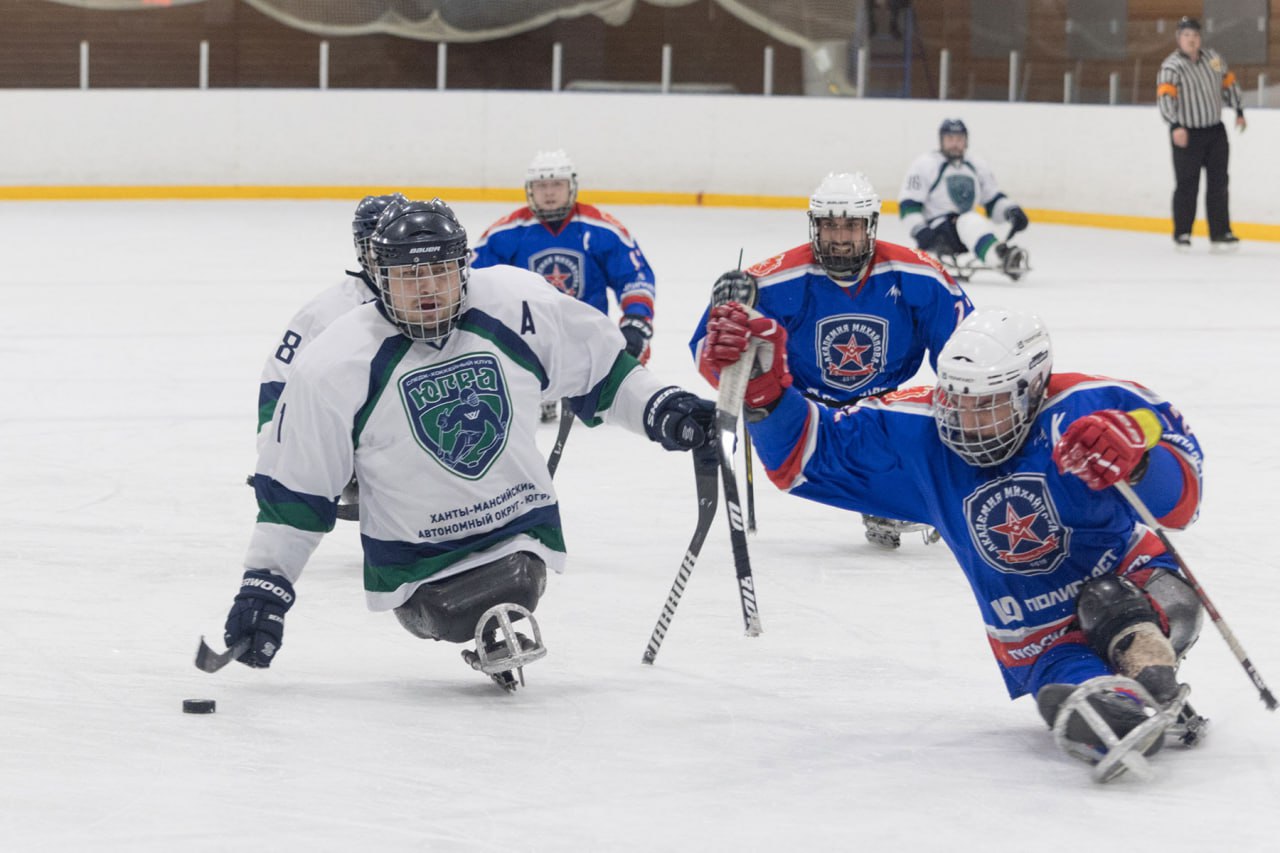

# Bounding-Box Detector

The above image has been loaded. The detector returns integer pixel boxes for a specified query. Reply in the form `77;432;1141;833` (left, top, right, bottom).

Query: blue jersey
472;203;656;321
747;373;1204;699
689;241;972;405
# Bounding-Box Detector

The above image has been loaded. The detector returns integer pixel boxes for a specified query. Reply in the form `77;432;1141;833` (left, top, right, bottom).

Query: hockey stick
194;636;250;674
709;264;763;635
715;340;763;636
545;398;574;478
1114;480;1277;711
641;443;720;664
742;410;757;533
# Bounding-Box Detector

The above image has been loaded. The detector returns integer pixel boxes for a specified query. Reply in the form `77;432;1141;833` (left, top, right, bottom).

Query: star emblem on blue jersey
816;314;888;393
530;249;585;299
964;473;1069;576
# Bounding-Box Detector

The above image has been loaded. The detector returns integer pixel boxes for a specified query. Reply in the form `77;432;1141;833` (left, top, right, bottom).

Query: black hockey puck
182;698;216;714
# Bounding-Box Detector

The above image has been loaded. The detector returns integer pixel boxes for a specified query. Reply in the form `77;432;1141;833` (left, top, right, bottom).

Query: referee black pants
1171;122;1231;239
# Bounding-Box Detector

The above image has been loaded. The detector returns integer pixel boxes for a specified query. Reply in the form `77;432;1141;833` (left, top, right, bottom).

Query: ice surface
2;200;1278;851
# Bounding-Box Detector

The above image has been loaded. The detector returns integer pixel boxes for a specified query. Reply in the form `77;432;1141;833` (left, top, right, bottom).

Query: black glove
711;270;758;307
913;224;939;251
619;315;653;364
223;569;296;668
1005;206;1029;236
644;387;716;451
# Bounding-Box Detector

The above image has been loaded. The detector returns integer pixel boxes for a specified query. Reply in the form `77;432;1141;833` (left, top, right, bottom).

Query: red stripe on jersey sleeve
1154;441;1200;529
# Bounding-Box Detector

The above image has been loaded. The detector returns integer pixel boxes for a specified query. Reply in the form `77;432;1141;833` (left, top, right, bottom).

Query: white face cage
933;384;1037;468
376;259;469;343
525;176;577;224
808;211;878;281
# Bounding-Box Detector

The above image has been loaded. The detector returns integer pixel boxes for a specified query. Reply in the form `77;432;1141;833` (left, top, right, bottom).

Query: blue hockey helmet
370;199;470;343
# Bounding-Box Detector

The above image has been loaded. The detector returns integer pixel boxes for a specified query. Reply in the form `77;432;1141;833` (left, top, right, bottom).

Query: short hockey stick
709;264;763;635
194;636;250;674
545;399;574;478
742;409;757;533
641;443;720;664
715;340;763;636
1114;480;1277;711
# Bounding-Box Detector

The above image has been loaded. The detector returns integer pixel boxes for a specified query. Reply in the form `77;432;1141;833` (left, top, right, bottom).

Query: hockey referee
1157;16;1246;251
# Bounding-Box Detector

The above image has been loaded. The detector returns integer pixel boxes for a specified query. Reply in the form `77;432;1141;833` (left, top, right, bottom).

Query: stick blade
194;636;246;673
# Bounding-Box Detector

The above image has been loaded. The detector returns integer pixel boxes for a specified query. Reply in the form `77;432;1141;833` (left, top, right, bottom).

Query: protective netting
40;0;857;50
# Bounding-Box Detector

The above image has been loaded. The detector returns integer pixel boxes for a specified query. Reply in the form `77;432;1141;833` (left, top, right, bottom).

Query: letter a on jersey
399;354;512;480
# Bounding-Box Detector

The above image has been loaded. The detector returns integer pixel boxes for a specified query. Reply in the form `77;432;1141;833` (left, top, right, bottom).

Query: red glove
697;303;792;409
1052;409;1161;490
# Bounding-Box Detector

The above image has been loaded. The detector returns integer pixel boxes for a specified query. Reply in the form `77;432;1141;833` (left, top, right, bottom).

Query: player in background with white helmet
254;193;407;519
689;172;974;549
473;150;658;422
225;199;717;691
701;306;1207;781
899;119;1031;281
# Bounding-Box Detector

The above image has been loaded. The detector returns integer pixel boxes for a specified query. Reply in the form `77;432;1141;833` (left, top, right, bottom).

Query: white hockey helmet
808;172;881;282
933;309;1053;467
524;149;578;223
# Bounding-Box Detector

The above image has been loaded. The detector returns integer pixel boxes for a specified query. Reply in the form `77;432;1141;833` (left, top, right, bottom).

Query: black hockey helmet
1175;16;1200;33
352;193;407;281
370;199;470;342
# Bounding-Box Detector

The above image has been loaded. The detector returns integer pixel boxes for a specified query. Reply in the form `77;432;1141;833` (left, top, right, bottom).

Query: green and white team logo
945;173;976;212
400;354;511;480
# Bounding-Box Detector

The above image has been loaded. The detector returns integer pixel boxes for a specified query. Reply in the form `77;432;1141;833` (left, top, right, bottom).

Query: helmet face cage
524;150;578;223
370;200;470;343
808;210;878;281
375;258;470;344
807;173;881;282
931;310;1052;467
933;382;1039;468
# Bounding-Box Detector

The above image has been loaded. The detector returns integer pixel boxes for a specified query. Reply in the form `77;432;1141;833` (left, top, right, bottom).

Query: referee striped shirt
1157;47;1244;129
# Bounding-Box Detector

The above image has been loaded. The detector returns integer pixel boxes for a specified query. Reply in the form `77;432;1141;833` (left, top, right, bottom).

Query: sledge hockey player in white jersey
255;193;406;519
702;306;1209;781
472;150;658;422
223;200;716;691
690;172;973;549
898;119;1031;282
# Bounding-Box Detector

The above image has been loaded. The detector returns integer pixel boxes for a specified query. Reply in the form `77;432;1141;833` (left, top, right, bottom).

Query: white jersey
898;150;1015;235
245;264;672;611
256;271;376;452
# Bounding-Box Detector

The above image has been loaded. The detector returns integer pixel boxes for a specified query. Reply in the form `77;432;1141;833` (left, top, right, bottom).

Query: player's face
1177;29;1201;55
384;261;465;329
816;216;869;260
941;132;967;159
950;391;1017;441
529;179;571;215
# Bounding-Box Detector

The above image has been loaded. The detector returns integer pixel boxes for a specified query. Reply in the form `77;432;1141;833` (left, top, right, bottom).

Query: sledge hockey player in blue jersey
689;172;974;549
472;150;658;422
701;305;1207;780
255;193;407;519
899;119;1031;282
223;199;716;691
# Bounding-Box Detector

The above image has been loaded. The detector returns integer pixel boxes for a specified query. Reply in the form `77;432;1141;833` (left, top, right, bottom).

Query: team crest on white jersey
400;354;511;480
965;473;1069;576
945;173;976;212
530;248;585;299
816;314;887;393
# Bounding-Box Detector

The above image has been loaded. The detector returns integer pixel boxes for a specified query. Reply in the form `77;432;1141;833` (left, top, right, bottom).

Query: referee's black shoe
1210;232;1240;254
1174;234;1191;252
